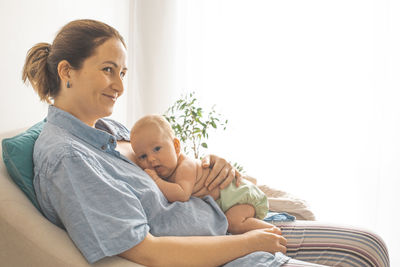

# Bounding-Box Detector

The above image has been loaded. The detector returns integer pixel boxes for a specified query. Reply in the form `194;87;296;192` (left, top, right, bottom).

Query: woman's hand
245;228;287;254
201;154;242;190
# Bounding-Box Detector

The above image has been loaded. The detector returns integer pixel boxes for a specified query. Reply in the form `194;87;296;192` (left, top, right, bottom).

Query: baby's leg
225;204;277;234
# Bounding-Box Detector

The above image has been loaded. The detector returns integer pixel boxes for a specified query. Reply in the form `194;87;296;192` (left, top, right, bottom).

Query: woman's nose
112;75;124;96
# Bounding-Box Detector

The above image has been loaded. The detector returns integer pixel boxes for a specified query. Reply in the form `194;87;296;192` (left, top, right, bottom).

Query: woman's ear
173;138;181;155
57;60;72;86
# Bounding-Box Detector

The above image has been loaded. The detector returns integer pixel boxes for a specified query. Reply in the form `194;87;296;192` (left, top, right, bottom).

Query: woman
23;19;389;267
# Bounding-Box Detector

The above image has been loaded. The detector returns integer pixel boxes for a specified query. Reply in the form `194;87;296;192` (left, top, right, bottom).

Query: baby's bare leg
225;204;278;235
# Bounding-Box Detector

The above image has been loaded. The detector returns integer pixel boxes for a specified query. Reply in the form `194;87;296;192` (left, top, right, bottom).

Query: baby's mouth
154;166;162;172
154;166;167;178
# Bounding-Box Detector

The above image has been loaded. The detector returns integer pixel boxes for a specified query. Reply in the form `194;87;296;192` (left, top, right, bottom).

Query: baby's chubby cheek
133;157;146;170
138;162;148;170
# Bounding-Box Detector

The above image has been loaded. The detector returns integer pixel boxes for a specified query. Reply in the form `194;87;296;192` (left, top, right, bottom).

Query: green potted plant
164;92;245;173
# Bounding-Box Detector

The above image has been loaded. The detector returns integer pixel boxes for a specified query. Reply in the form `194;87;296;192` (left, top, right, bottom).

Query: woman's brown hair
22;19;126;103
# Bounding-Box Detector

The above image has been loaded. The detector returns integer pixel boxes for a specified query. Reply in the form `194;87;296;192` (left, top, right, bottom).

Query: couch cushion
2;120;46;211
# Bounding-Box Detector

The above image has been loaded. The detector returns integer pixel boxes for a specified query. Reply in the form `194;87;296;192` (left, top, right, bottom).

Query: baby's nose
148;155;157;164
150;160;159;167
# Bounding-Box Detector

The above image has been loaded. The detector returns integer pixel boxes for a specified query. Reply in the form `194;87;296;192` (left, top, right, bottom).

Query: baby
130;115;276;234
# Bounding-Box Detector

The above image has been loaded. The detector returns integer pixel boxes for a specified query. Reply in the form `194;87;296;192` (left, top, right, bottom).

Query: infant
130;115;275;234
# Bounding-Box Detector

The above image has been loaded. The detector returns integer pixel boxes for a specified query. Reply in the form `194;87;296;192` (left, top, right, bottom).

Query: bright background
2;0;399;265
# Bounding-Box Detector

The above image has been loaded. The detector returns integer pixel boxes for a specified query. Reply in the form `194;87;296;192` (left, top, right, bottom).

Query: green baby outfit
216;179;268;219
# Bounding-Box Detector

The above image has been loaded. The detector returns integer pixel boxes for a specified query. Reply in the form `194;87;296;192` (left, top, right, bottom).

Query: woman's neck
53;100;97;127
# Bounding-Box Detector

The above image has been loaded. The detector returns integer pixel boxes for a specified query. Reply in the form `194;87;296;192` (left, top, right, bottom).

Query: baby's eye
153;146;161;152
138;154;147;160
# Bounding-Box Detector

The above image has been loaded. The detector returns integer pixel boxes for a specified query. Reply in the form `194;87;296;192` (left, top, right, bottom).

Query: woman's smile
102;92;118;102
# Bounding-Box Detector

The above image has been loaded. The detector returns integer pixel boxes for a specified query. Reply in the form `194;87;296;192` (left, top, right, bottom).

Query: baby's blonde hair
131;114;175;141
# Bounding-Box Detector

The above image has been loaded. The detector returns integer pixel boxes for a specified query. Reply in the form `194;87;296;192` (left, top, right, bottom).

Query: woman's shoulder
35;122;69;149
34;122;87;166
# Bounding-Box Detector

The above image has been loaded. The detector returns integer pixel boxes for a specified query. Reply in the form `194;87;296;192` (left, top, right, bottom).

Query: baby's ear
173;138;180;155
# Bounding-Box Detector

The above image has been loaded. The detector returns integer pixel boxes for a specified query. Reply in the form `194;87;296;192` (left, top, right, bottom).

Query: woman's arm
119;229;287;267
201;154;242;191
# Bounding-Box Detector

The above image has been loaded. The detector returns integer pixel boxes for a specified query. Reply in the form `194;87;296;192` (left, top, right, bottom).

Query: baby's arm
145;159;197;202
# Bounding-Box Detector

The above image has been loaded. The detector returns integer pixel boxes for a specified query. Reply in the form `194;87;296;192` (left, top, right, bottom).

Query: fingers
202;154;238;190
251;228;288;254
207;165;233;190
145;169;159;181
217;168;235;190
144;169;155;175
279;235;287;247
268;232;287;254
265;226;282;236
235;169;242;187
271;230;287;253
277;235;287;254
204;154;226;188
201;154;210;168
206;169;224;190
277;243;287;254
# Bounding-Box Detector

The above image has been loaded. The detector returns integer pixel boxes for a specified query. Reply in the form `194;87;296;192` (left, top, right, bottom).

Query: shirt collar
47;105;118;151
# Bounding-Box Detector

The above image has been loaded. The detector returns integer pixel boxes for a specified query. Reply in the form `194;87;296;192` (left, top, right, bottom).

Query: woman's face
63;38;127;126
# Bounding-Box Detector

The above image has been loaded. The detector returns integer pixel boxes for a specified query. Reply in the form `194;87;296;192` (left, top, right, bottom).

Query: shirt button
109;138;115;144
101;145;106;150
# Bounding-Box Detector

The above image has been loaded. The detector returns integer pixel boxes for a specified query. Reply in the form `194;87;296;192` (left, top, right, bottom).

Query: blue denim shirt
33;105;289;266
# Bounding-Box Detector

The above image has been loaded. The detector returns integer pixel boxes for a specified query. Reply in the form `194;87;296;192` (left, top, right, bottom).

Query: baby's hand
144;169;160;182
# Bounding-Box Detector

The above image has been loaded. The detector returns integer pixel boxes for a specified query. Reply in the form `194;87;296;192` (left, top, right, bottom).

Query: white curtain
130;1;399;264
127;0;186;127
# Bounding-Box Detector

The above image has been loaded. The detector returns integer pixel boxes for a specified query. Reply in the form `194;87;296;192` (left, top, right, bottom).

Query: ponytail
22;43;58;103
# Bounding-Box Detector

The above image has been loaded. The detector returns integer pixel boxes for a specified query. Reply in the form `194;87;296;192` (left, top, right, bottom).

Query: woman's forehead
88;38;127;68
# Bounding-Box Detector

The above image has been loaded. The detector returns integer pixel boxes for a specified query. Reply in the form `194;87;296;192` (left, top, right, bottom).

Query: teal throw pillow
2;120;46;212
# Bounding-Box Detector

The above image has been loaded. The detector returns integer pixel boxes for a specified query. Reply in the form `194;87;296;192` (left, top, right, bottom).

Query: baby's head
130;115;181;178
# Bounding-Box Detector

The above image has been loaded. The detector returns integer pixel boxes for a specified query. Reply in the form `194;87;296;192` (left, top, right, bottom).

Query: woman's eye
120;72;126;79
103;67;112;73
154;146;161;152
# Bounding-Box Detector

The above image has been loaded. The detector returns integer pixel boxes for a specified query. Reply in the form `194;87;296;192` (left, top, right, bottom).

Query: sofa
0;127;314;267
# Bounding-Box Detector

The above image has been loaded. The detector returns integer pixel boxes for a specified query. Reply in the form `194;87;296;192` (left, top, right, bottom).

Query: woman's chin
101;107;114;118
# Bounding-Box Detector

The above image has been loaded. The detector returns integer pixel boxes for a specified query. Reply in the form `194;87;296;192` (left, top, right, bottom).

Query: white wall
0;0;130;133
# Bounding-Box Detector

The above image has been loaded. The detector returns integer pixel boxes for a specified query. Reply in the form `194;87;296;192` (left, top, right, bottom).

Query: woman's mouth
103;93;117;102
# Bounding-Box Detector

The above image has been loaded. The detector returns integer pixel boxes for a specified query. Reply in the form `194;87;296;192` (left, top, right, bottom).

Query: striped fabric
274;221;390;267
284;258;329;266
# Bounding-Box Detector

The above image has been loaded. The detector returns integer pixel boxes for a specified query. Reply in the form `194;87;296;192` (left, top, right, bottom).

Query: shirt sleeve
45;150;149;263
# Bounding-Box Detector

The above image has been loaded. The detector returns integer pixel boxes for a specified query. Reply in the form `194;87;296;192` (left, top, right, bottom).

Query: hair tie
32;47;50;63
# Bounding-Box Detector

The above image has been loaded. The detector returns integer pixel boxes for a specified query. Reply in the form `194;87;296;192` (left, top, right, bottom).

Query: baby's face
131;125;179;179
